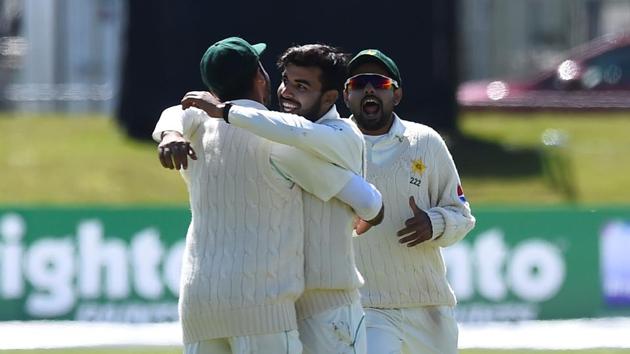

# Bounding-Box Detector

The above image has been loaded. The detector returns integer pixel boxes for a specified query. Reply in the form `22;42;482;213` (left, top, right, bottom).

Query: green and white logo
0;212;184;321
444;228;567;321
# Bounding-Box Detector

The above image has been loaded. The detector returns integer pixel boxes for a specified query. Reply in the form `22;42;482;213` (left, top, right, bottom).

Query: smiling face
344;62;403;135
277;63;337;122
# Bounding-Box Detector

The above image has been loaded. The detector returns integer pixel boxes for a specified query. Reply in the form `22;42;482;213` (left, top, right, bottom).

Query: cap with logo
347;49;401;86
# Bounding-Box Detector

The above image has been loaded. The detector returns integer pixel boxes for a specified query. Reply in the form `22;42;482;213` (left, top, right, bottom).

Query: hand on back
181;91;224;117
158;131;197;170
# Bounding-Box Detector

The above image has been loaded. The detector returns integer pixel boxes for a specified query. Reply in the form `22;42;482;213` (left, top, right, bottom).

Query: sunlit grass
1;114;188;205
459;111;630;205
2;111;630;205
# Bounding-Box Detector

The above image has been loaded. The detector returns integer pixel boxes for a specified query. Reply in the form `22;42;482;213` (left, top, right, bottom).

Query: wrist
160;130;183;140
366;203;384;226
221;102;233;123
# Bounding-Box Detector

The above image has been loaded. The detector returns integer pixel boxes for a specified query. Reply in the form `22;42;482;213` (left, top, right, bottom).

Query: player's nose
364;83;376;94
278;83;293;98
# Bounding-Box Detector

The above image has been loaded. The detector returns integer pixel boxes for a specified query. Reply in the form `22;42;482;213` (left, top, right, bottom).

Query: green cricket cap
348;49;401;86
200;37;267;94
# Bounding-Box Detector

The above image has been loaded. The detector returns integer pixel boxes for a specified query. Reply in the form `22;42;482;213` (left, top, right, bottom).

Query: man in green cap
152;37;383;354
344;49;476;354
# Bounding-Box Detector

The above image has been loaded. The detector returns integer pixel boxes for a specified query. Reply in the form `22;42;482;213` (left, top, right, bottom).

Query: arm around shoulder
230;106;364;172
270;144;353;202
335;174;383;222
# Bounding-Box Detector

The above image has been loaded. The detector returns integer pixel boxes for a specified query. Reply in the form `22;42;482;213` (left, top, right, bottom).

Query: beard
351;98;394;132
301;95;325;122
353;111;391;131
281;95;325;122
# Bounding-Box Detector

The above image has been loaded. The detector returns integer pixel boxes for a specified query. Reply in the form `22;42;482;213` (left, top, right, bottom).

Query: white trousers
298;300;367;354
365;307;458;354
184;330;302;354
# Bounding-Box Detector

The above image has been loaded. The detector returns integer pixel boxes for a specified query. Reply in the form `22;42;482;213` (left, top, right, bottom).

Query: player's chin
358;113;383;126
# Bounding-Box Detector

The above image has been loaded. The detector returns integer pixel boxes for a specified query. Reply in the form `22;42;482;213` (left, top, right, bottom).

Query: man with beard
154;37;382;354
343;49;476;354
181;44;383;354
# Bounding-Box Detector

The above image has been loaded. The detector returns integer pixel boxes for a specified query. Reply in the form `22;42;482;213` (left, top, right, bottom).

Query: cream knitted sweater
228;105;367;318
153;100;358;343
354;116;476;308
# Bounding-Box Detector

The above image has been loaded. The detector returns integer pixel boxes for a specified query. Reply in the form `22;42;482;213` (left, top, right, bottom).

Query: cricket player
154;37;382;354
344;49;476;354
181;44;382;354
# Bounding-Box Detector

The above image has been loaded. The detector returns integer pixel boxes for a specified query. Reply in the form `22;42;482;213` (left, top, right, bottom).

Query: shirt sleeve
425;131;476;247
152;106;207;141
229;105;364;174
270;144;356;202
335;174;383;221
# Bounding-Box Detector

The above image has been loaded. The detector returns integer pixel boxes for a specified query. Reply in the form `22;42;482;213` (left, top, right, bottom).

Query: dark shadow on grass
446;133;543;178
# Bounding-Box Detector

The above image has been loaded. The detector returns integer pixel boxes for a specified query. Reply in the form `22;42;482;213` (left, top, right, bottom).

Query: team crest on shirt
409;159;426;186
411;159;426;175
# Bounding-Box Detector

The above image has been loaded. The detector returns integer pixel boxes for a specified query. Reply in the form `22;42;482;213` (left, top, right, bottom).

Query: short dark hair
277;44;350;93
213;66;257;102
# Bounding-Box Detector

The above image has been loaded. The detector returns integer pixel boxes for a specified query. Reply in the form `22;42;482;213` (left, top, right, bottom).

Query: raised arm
227;106;364;173
180;91;363;173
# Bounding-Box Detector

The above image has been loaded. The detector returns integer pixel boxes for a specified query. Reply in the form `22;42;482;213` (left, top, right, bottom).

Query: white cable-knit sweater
153;100;359;343
354;115;476;308
229;105;368;318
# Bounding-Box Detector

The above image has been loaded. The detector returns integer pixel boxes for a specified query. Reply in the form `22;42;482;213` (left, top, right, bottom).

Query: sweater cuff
427;210;445;240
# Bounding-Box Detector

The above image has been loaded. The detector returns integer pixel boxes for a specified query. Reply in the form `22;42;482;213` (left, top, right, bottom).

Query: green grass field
2;111;630;205
1;114;188;204
3;348;630;354
458;111;630;205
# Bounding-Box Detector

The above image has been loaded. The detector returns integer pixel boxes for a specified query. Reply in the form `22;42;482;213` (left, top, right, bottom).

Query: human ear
322;90;339;107
393;87;403;106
